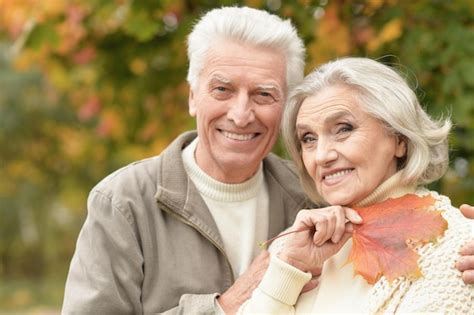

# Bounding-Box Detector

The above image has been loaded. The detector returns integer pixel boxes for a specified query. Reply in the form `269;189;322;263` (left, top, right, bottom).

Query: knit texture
259;255;312;305
182;138;269;278
368;189;473;314
238;172;473;314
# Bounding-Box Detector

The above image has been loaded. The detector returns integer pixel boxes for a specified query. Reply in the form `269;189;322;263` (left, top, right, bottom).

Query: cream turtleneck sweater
182;138;269;279
239;172;473;314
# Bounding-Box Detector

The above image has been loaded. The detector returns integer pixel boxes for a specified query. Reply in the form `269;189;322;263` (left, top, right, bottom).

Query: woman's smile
321;168;355;185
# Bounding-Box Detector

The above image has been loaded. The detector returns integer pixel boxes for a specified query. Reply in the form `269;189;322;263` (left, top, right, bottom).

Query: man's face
189;40;286;183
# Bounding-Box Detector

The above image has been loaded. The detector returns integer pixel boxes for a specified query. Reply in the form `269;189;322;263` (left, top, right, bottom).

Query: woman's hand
277;206;362;274
457;204;474;284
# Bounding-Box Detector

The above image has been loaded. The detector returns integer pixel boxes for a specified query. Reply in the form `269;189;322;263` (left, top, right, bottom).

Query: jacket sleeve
62;189;145;314
62;189;226;314
161;294;224;315
238;255;311;314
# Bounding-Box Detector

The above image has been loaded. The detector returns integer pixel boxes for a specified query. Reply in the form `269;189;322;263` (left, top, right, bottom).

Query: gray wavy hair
187;6;305;92
282;57;451;204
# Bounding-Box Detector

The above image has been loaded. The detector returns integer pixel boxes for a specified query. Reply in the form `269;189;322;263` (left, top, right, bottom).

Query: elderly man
62;6;474;314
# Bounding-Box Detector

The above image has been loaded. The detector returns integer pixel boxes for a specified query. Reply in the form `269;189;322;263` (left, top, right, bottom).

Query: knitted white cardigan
239;185;473;314
368;189;473;313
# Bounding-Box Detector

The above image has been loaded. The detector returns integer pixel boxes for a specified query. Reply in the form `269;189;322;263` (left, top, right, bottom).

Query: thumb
344;207;363;224
460;204;474;219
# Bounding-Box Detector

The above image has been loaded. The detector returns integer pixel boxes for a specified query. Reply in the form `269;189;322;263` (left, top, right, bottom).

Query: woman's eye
337;123;353;133
300;133;317;144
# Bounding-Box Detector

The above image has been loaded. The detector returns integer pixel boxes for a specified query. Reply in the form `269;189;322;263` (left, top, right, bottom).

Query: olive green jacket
62;131;310;314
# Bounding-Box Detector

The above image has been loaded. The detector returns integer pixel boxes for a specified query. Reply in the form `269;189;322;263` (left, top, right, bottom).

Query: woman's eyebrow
323;110;352;124
295;110;353;132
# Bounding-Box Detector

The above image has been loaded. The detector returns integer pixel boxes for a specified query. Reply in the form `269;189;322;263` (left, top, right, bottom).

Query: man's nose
227;93;255;127
314;138;338;166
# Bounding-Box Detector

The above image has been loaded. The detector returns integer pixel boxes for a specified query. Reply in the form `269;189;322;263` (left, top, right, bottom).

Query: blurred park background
1;0;473;313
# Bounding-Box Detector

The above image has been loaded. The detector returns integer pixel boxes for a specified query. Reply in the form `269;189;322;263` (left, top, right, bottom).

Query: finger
459;240;474;256
460;204;474;219
331;207;346;243
462;270;474;285
456;256;474;272
301;278;319;293
345;222;354;234
313;214;330;246
321;212;336;245
344;207;363;224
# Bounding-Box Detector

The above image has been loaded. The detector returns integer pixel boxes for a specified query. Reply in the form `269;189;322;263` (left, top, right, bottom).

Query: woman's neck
353;172;417;207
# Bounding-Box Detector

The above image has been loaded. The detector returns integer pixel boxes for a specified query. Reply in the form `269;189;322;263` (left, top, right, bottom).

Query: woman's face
296;85;406;206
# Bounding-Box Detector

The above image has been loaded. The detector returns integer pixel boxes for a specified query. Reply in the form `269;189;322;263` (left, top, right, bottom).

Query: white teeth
222;131;255;141
324;169;352;180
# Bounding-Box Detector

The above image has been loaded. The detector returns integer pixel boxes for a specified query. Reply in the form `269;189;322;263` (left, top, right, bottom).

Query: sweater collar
182;137;263;202
354;172;417;207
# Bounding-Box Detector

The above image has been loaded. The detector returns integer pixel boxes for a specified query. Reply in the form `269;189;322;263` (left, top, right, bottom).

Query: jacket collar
155;131;224;246
155;131;310;247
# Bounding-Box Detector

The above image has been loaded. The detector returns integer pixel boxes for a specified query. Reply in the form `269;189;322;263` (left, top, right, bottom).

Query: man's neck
192;141;261;184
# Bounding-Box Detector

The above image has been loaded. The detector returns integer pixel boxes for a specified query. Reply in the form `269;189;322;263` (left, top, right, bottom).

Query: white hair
282;57;451;203
187;6;305;92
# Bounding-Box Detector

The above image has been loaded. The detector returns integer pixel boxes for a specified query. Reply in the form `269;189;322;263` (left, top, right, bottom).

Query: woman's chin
323;193;358;206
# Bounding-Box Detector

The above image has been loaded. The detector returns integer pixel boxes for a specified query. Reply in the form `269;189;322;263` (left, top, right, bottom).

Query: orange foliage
307;2;351;68
349;194;447;284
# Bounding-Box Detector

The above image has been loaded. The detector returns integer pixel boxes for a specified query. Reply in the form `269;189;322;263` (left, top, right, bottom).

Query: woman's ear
395;136;407;158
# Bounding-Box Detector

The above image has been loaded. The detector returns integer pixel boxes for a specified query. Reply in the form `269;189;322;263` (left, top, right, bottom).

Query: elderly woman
238;57;473;314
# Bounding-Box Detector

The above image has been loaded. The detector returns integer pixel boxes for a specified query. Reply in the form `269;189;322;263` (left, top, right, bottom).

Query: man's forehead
200;41;286;81
207;73;280;87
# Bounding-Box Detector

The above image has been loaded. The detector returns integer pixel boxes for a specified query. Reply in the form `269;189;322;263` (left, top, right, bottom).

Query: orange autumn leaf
348;194;447;284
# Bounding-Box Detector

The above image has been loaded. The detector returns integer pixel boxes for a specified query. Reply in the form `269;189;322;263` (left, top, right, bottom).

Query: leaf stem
259;227;314;249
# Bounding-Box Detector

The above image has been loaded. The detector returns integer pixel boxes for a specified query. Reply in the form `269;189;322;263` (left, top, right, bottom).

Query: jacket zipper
159;203;235;284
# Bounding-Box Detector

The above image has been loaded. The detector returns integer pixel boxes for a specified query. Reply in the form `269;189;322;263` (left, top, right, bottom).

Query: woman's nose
227;94;255;127
314;138;338;166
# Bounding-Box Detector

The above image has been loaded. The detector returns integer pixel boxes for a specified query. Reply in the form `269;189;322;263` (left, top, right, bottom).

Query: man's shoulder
263;153;309;202
91;131;195;197
263;153;298;179
92;155;162;198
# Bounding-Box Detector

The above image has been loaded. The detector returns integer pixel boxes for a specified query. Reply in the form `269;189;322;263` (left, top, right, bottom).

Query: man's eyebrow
256;84;284;97
209;75;231;85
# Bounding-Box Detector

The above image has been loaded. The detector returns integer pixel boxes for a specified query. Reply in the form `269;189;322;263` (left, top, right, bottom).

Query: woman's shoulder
374;189;474;313
416;189;472;236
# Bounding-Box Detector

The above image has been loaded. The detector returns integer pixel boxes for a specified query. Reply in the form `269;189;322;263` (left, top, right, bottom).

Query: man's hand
456;204;474;285
217;250;270;314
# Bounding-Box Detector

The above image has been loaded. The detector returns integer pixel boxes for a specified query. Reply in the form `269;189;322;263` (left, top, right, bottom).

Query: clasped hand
277;206;363;274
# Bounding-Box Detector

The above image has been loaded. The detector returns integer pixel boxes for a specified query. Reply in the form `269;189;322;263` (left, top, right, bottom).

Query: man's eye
254;91;276;104
211;86;231;99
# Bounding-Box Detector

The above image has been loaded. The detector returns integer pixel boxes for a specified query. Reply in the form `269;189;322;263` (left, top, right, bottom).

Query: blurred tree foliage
0;0;473;310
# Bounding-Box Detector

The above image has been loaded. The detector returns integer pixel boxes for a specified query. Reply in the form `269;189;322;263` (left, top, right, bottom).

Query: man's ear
188;89;197;117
